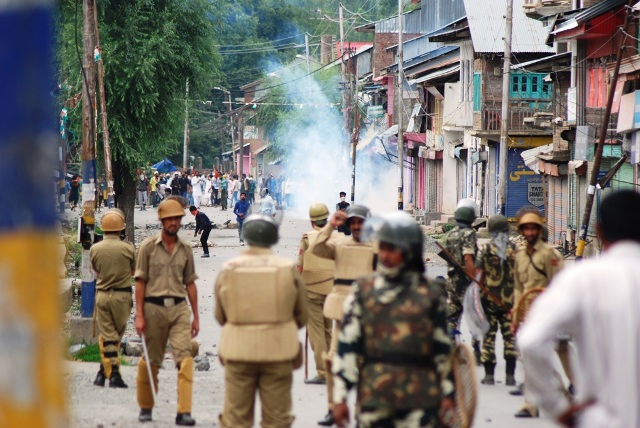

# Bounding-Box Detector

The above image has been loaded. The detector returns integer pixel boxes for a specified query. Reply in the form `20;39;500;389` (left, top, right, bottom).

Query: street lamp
213;87;234;166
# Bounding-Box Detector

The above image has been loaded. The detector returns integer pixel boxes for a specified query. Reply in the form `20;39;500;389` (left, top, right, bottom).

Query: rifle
436;242;507;310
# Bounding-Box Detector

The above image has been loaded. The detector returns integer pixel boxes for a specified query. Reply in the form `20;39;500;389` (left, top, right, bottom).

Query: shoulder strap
526;251;547;278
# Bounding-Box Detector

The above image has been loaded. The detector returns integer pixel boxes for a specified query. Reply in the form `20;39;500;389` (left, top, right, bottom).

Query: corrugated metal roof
388;45;458;73
427;16;468;37
511;52;570;70
375;9;425;34
463;0;555;53
552;0;626;34
409;64;461;85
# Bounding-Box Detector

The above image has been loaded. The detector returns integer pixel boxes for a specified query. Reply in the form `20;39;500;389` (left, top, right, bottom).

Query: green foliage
71;343;129;365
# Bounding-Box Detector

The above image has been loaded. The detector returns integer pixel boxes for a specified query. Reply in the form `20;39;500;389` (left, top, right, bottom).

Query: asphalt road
66;201;558;427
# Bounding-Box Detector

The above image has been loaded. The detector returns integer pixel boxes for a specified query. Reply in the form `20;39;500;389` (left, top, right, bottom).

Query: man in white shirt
518;190;640;428
259;188;275;216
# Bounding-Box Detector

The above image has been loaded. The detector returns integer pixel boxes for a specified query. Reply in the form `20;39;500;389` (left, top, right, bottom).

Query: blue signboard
505;148;544;219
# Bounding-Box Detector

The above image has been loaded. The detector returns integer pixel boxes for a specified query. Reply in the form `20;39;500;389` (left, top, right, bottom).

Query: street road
67;202;558;427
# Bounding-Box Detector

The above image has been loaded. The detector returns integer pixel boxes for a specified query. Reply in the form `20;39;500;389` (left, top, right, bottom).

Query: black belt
334;279;355;285
364;353;435;368
98;286;132;293
144;296;185;307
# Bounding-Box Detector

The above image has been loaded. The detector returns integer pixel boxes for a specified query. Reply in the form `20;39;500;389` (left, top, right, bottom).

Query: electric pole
397;0;404;211
339;4;351;147
93;3;114;208
237;112;244;175
498;0;513;215
183;78;189;170
81;0;98;318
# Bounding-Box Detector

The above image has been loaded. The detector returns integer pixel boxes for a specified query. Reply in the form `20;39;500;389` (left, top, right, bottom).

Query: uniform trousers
219;361;295;428
306;291;331;378
95;289;132;375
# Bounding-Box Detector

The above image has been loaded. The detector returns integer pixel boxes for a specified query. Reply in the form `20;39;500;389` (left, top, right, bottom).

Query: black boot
139;409;152;423
176;413;196;426
317;411;334;426
505;357;517;386
481;362;495;385
109;366;128;388
93;364;106;387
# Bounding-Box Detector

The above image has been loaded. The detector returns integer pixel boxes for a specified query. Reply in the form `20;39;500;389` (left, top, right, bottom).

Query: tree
56;0;221;241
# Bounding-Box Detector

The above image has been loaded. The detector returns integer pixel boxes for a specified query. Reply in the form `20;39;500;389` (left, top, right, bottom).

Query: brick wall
373;32;422;78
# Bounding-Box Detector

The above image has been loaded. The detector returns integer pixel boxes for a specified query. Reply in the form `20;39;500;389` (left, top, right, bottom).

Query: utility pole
397;0;404;211
498;0;514;215
93;3;114;208
339;3;351;146
183;78;189;170
237;112;244;175
576;2;633;259
350;49;360;204
81;0;98;318
305;33;311;94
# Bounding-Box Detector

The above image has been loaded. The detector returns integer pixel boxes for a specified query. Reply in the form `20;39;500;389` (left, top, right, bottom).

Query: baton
304;329;309;381
140;332;158;404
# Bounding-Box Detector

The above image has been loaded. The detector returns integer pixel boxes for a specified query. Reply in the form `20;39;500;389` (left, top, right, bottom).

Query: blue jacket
233;200;251;223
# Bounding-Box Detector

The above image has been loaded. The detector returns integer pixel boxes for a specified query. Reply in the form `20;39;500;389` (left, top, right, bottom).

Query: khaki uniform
215;247;308;428
311;223;375;412
297;227;339;379
90;234;135;379
514;238;568;415
134;233;198;414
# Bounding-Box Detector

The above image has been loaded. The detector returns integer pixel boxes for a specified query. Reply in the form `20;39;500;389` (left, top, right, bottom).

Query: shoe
304;376;326;385
505;375;516;386
317;411;334;426
93;366;106;387
509;383;524;396
176;413;196;426
240;242;245;246
139;409;152;422
108;367;128;388
481;374;495;385
201;254;210;258
514;408;538;418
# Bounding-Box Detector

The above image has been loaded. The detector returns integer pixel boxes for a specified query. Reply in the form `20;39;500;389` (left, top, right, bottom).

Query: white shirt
518;242;640;428
259;194;275;215
191;176;202;196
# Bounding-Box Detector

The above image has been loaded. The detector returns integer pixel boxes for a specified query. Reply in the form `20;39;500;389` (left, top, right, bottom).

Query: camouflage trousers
357;407;441;428
480;301;517;364
445;277;465;334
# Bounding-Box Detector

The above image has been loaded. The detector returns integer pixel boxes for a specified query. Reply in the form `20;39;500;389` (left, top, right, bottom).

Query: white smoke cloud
265;60;398;218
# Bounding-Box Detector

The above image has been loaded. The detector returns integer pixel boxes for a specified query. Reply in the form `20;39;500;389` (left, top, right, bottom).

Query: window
510;72;553;99
587;66;607;108
473;73;482;112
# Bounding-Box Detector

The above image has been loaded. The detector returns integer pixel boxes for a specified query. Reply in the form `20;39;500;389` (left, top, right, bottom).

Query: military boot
93;364;106;387
109;366;128;388
505;357;517;386
317;411;334;426
472;340;482;366
481;362;495;385
176;413;196;426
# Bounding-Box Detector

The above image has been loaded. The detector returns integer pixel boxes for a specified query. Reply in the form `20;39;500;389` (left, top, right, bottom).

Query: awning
409;64;460;85
222;142;250;156
357;125;398;152
520;143;553;173
267;156;283;166
254;144;269;155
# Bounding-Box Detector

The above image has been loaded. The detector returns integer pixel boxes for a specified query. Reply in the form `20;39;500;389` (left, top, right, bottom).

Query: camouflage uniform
333;273;454;427
475;239;517;364
444;225;477;333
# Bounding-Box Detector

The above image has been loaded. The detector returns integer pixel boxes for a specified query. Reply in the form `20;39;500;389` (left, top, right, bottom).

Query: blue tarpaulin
151;159;178;173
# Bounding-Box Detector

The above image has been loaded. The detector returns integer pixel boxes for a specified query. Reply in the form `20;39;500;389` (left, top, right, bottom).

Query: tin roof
552;0;627;34
463;0;555;53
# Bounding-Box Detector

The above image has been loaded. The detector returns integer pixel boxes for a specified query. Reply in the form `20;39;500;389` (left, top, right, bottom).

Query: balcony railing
480;105;551;132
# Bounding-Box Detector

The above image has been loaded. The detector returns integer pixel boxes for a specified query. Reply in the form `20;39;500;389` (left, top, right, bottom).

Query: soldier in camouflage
444;201;479;360
332;212;455;428
475;214;517;386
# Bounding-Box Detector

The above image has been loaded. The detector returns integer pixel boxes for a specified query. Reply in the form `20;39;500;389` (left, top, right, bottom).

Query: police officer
90;209;135;388
332;212;455;427
475;214;517;386
312;204;376;426
444;200;479;360
512;211;567;418
134;198;200;426
215;214;308;428
297;203;339;385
